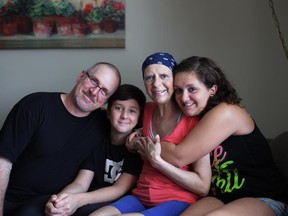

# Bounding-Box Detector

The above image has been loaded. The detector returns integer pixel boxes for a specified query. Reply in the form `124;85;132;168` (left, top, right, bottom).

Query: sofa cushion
269;131;288;182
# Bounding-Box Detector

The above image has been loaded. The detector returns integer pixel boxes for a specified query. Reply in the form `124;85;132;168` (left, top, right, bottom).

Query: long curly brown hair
173;56;242;117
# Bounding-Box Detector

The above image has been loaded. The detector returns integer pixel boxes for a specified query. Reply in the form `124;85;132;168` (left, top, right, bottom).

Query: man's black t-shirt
0;92;108;202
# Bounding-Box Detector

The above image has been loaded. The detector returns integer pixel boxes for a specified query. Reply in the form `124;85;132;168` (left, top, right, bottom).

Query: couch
269;131;288;183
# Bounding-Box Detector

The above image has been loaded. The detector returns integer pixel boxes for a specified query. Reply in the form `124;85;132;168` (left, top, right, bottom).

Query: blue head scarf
142;52;176;76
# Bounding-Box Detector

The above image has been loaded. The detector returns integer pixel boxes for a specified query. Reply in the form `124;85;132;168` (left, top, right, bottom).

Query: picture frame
0;0;125;49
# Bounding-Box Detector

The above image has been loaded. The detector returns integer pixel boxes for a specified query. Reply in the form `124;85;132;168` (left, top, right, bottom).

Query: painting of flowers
0;0;125;48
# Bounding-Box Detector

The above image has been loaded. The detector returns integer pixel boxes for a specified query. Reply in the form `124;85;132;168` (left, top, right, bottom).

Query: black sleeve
0;94;41;162
122;150;143;177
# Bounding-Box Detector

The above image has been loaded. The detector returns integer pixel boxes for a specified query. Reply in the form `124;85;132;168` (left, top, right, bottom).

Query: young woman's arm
139;103;253;167
139;136;211;196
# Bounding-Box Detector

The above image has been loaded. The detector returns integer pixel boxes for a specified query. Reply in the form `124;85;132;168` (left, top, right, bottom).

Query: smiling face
74;64;120;112
174;71;217;117
108;99;140;135
143;64;174;104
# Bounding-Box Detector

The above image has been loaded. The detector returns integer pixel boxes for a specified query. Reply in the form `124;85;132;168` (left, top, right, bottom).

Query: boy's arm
45;169;94;215
51;173;137;215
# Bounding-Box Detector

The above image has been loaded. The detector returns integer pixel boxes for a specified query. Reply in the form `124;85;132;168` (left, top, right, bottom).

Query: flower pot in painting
33;17;54;38
55;17;73;36
72;23;88;37
102;19;118;33
2;20;17;36
88;21;101;34
16;16;32;34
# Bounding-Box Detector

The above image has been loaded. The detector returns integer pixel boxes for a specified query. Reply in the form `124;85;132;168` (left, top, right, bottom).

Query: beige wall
0;0;287;138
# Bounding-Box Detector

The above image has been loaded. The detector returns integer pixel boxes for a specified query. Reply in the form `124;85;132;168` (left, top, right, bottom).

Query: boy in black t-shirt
45;84;146;216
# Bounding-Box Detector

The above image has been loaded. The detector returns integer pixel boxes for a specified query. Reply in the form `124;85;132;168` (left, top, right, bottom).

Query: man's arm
0;157;12;216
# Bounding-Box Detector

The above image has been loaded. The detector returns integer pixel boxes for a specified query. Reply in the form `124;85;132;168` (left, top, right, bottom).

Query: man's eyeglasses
85;71;110;99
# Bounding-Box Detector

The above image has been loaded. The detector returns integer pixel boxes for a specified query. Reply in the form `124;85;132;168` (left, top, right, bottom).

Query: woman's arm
138;135;211;196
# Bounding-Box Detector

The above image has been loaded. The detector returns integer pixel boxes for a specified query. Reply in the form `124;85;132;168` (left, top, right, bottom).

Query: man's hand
45;195;65;216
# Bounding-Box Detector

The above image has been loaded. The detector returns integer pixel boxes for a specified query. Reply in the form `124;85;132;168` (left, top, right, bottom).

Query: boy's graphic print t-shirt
104;158;123;183
80;134;143;190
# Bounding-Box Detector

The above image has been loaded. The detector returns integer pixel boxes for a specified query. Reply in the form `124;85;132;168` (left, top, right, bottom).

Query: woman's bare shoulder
209;102;254;135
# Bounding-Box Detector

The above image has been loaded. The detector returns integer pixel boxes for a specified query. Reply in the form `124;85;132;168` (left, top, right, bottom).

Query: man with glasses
0;62;121;216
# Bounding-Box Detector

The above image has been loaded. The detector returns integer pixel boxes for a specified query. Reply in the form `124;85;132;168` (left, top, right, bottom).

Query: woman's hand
126;130;143;152
137;135;163;168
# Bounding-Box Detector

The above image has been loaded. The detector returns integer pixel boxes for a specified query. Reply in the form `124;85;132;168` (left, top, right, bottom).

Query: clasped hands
45;193;79;216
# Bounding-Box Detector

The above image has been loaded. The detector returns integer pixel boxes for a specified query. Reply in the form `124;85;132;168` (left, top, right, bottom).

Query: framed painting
0;0;125;49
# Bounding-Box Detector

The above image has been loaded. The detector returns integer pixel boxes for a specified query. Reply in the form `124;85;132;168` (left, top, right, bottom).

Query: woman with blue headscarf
90;52;211;216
